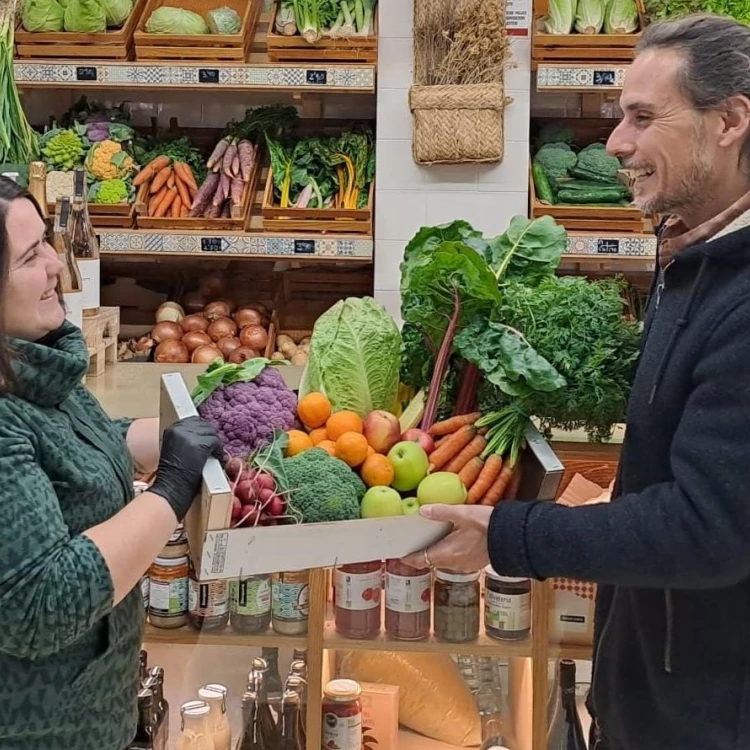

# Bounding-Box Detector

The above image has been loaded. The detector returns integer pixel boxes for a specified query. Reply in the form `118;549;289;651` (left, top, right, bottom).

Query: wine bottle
547;660;586;750
70;167;100;317
28;161;49;225
52;198;83;330
280;688;304;750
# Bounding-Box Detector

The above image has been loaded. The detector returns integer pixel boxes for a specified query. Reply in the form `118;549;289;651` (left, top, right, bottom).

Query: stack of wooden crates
82;307;120;377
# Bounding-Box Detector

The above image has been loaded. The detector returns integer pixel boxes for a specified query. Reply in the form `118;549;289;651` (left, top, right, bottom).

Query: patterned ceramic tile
565;234;657;257
536;65;628;91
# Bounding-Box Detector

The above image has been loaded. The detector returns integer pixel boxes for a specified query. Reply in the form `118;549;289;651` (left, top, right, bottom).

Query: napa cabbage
604;0;638;32
543;0;576;33
207;6;242;34
575;0;604;33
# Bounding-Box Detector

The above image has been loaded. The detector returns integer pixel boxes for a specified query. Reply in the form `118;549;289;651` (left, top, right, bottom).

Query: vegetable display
644;0;750;25
21;0;136;32
145;5;242;35
542;0;639;34
22;0;65;31
278;0;378;43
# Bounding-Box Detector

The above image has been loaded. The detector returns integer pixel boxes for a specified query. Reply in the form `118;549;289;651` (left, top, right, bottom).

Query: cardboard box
360;682;400;750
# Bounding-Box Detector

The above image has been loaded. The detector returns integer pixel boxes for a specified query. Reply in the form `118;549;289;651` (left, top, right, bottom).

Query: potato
291;351;308;366
300;336;311;345
272;351;285;360
280;341;298;357
276;334;295;349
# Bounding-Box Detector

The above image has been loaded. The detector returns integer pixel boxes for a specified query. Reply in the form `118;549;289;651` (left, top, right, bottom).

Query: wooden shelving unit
142;622;308;648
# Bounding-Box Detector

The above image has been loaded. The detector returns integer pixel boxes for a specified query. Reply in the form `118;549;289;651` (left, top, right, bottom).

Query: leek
292;0;331;43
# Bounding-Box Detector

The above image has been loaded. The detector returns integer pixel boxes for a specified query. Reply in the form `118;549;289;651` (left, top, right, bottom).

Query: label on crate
293;239;316;255
334;568;382;611
385;572;431;614
597;238;621;255
593;70;617;87
201;237;223;253
198;69;220;84
76;66;97;82
306;69;328;85
77;259;100;311
505;0;530;36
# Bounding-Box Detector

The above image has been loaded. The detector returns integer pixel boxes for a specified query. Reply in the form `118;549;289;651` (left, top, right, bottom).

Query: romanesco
93;178;129;204
42;130;86;171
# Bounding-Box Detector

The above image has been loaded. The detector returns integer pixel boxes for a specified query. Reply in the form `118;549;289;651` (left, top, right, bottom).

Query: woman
0;176;221;750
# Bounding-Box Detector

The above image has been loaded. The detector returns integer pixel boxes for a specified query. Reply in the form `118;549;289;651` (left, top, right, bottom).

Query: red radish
235;479;256;504
231;495;242;521
240;505;261;526
255;474;275;492
225;457;244;480
258;487;275;504
240;468;257;483
265;495;286;517
259;513;277;527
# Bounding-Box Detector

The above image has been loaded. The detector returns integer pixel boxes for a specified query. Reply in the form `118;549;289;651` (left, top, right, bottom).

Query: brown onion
181;313;209;333
217;336;242;358
155;301;185;324
192;345;224;364
207;316;238;342
229;346;259;364
135;336;154;353
199;271;227;301
183;290;205;314
152;321;183;344
155;339;189;363
182;330;213;353
204;300;232;321
240;324;268;352
234;306;263;328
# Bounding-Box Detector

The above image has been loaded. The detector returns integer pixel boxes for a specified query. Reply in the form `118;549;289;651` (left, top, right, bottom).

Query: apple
363;410;402;454
388;441;430;492
401;496;421;515
361;486;404;518
401;428;435;456
417;472;467;506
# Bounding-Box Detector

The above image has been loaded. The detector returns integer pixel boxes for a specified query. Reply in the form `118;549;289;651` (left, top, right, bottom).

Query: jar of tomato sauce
385;559;432;640
334;561;383;639
322;679;362;750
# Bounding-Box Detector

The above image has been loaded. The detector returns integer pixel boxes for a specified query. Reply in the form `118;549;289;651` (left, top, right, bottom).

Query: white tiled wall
373;0;532;325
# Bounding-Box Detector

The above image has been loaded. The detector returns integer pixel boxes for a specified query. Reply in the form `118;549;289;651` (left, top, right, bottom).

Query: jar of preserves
484;567;531;641
434;569;481;643
322;679;362;750
384;559;432;640
198;684;232;750
272;570;310;636
188;562;229;632
334;560;383;639
161;524;189;559
149;555;189;629
175;701;213;750
230;574;272;634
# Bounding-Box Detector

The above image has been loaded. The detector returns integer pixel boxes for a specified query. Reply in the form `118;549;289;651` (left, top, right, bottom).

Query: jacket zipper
664;590;674;673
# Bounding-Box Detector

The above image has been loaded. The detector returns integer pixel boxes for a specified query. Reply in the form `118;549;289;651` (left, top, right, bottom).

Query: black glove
149;416;223;521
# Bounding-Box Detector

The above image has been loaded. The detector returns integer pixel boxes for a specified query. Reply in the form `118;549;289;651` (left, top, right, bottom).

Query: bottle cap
181;700;210;717
436;569;481;583
484;566;529;584
324;679;361;702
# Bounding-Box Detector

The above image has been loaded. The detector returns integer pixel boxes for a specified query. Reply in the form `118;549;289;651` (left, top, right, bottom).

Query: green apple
402;496;421;515
388;441;430;492
361;486;404;519
417;472;467;506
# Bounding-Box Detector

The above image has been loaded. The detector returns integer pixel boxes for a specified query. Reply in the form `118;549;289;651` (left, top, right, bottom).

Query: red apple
363;410;402;454
401;428;436;456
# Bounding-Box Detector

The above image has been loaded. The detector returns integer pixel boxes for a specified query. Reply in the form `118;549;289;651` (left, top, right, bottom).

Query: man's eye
635;114;651;124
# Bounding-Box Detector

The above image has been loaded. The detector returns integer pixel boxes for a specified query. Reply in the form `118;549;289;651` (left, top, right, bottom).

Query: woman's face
3;198;65;341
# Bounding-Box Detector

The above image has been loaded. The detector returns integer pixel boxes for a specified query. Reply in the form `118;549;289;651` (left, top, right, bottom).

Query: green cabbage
207;6;241;34
604;0;638;32
543;0;575;33
99;0;133;26
575;0;605;33
63;0;106;32
299;297;402;418
145;7;209;34
22;0;65;31
59;0;69;5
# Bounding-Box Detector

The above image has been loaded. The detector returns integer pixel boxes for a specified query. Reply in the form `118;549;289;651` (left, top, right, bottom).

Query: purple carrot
230;176;245;206
207;136;231;170
222;139;238;177
232;154;241;177
188;172;220;216
203;203;221;219
214;172;231;207
238;140;255;182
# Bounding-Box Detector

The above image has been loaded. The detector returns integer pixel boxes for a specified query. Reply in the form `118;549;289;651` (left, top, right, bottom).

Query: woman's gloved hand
149;416;223;521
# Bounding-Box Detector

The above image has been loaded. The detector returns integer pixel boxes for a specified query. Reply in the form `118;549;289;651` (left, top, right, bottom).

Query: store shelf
549;642;594;661
536;64;628;92
560;232;656;270
142;622;307;648
399;729;465;749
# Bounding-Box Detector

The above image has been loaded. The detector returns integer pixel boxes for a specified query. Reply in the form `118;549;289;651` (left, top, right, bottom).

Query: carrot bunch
132;155;199;218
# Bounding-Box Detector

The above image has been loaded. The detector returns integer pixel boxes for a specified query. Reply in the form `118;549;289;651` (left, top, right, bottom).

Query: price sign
293;239;316;255
201;237;223;253
593;70;616;87
76;66;97;82
596;238;620;255
198;69;220;84
306;69;328;85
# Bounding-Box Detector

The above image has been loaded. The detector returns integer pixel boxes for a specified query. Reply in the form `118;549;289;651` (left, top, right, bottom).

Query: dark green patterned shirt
0;322;142;750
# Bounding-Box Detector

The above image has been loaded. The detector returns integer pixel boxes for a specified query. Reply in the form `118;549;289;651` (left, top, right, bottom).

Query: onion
240;325;268;352
204;300;232;321
135;336;154;353
155;301;185;324
234;306;263;328
199;271;227;301
217;336;242;358
181;313;209;333
207;316;238;342
229;346;259;364
154;339;189;363
192;345;223;364
183;291;205;314
182;330;213;353
152;321;183;343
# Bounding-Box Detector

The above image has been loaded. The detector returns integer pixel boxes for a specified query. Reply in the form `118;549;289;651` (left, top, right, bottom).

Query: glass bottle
280;687;304;750
322;679;363;750
334;560;383;639
230;574;272;634
145;666;169;750
198;684;232;750
262;647;284;706
434;569;480;643
131;687;156;748
70;167;100;317
252;657;281;745
52;197;83;330
240;687;262;750
547;660;587;750
272;570;309;636
138;650;149;687
175;701;214;750
285;675;307;747
384;559;432;640
189;562;230;632
28;161;49;224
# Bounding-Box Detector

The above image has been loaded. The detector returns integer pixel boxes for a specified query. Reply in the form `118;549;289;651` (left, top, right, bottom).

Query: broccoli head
533;144;577;181
535;122;576;148
284;448;366;524
576;148;621;179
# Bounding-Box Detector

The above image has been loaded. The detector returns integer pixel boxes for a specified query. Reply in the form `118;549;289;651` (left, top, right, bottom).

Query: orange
309;427;328;446
360;454;395;487
326;410;364;441
317;440;338;457
335;431;370;468
366;445;376;457
298;392;332;429
286;429;313;457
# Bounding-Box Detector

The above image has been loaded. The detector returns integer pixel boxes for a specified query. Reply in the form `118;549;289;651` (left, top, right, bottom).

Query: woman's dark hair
0;175;47;393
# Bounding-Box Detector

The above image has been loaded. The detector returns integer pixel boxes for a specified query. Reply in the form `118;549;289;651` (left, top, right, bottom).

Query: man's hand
402;504;494;573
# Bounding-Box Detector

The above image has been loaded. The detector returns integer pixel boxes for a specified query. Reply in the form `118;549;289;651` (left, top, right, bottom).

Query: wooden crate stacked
82;307;120;377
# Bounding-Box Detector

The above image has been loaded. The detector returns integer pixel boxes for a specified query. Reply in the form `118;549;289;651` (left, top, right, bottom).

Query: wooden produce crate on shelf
49;201;136;229
261;169;373;234
266;2;378;62
14;0;146;59
83;307;120;377
133;0;260;61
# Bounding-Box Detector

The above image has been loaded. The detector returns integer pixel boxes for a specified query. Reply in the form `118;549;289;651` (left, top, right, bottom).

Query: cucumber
557;187;631;204
532;163;556;204
570;166;622;185
557;180;629;195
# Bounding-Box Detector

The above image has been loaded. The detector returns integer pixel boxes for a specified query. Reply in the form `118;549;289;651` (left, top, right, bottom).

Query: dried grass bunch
414;0;509;86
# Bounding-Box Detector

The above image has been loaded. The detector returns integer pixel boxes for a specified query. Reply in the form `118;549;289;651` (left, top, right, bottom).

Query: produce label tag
593;70;617;87
75;66;97;82
485;590;531;631
505;0;530;36
293;239;316;254
77;259;100;311
596;238;620;254
306;69;328;85
198;69;220;84
231;578;272;616
201;237;223;253
323;711;362;750
334;569;382;611
385;573;431;613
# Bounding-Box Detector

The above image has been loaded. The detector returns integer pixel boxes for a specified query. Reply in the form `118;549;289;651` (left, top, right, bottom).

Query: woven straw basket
409;83;507;165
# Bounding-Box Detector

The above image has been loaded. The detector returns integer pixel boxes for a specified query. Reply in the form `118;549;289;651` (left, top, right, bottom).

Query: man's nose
606;121;634;161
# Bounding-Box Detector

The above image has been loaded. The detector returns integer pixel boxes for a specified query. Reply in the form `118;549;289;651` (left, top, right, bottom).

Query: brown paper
557;473;611;508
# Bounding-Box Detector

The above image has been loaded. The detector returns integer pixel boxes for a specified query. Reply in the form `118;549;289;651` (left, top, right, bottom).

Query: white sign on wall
506;0;531;36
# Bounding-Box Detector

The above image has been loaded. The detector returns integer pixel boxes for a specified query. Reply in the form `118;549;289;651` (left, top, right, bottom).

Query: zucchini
558;187;631;204
532;163;556;204
570;166;621;185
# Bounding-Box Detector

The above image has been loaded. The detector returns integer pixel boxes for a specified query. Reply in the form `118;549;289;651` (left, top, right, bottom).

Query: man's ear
718;95;750;150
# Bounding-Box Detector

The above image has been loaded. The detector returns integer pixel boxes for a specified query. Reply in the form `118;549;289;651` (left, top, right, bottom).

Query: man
404;14;750;750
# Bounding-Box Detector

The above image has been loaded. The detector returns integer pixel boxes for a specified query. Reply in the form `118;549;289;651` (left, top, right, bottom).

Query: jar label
334;569;382;611
149;577;188;617
322;711;362;750
141;575;150;610
485;590;531;632
231;578;272;617
385;572;431;613
273;582;309;621
189;579;229;618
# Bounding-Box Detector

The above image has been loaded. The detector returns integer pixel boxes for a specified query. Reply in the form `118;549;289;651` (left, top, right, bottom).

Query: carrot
171;194;182;218
145;154;170;173
150;166;172;194
147;186;167;216
154;187;178;218
429;412;482;437
175;175;191;210
502;463;523;501
174;161;198;191
458;457;484;490
467;454;503;504
132;165;155;187
180;205;189;217
167;172;176;189
429;425;476;471
480;464;516;507
444;435;487;474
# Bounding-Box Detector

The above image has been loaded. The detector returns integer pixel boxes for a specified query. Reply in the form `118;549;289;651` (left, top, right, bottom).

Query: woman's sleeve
0;418;114;660
113;417;134;443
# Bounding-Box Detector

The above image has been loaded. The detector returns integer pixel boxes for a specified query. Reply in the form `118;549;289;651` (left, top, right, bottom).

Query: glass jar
198;684;232;750
334;560;383;639
188;562;229;632
272;570;310;636
140;574;150;612
175;701;214;750
322;679;363;750
230;575;272;634
149;555;189;629
434;569;481;643
161;524;189;559
484;567;531;641
384;559;432;640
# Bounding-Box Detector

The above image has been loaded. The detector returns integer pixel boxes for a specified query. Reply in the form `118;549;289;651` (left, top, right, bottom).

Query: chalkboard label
306;69;328;85
201;237;223;253
597;238;620;255
293;239;316;255
593;70;616;86
198;69;220;84
76;66;97;82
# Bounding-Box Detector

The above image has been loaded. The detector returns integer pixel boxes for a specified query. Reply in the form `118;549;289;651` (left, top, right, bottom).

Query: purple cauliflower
197;366;297;459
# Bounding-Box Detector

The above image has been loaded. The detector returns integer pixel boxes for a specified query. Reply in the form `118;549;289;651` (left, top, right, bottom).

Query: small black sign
597;238;620;255
593;69;616;87
306;69;328;85
293;239;316;255
198;68;220;84
201;237;223;253
75;66;97;82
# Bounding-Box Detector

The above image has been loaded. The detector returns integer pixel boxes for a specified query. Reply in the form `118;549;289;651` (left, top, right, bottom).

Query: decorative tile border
537;65;628;91
14;62;375;91
98;230;373;259
564;234;656;258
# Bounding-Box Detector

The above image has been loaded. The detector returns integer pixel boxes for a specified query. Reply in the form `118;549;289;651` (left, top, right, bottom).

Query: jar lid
202;683;227;695
133;481;150;496
324;679;361;701
181;700;209;717
198;686;225;701
436;569;481;583
484;566;529;584
153;555;188;567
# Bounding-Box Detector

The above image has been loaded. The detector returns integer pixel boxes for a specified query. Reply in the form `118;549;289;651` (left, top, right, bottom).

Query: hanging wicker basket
409;82;507;165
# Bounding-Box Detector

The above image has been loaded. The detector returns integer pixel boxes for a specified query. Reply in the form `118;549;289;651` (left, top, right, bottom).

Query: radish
259;513;277;527
235;479;256;504
255;473;275;492
240;504;260;527
225;457;244;480
265;495;286;517
258;487;275;504
240;468;257;483
231;495;242;521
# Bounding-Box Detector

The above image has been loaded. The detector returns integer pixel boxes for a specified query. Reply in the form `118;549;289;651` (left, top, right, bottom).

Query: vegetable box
160;371;565;581
48;200;136;229
14;0;146;60
133;0;259;61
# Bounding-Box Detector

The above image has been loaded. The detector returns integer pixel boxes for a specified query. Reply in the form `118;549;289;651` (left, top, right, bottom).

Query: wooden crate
83;307;120;377
14;0;145;59
49;201;135;229
261;169;373;234
134;0;259;61
266;2;378;63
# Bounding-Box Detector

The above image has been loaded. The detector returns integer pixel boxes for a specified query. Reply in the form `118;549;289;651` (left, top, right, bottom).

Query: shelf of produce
536;64;628;92
549;642;593;661
142;622;307;648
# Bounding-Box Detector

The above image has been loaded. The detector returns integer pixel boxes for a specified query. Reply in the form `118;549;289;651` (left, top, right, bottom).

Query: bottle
385;559;432;640
69;167;99;317
239;687;262;750
322;679;363;750
252;657;281;745
284;675;307;747
231;574;272;634
262;647;284;707
198;684;232;750
547;660;586;750
334;560;383;639
175;701;214;750
28;161;49;224
280;687;304;750
272;570;309;635
138;650;149;687
52;197;84;330
146;666;169;750
188;561;230;632
131;688;156;748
